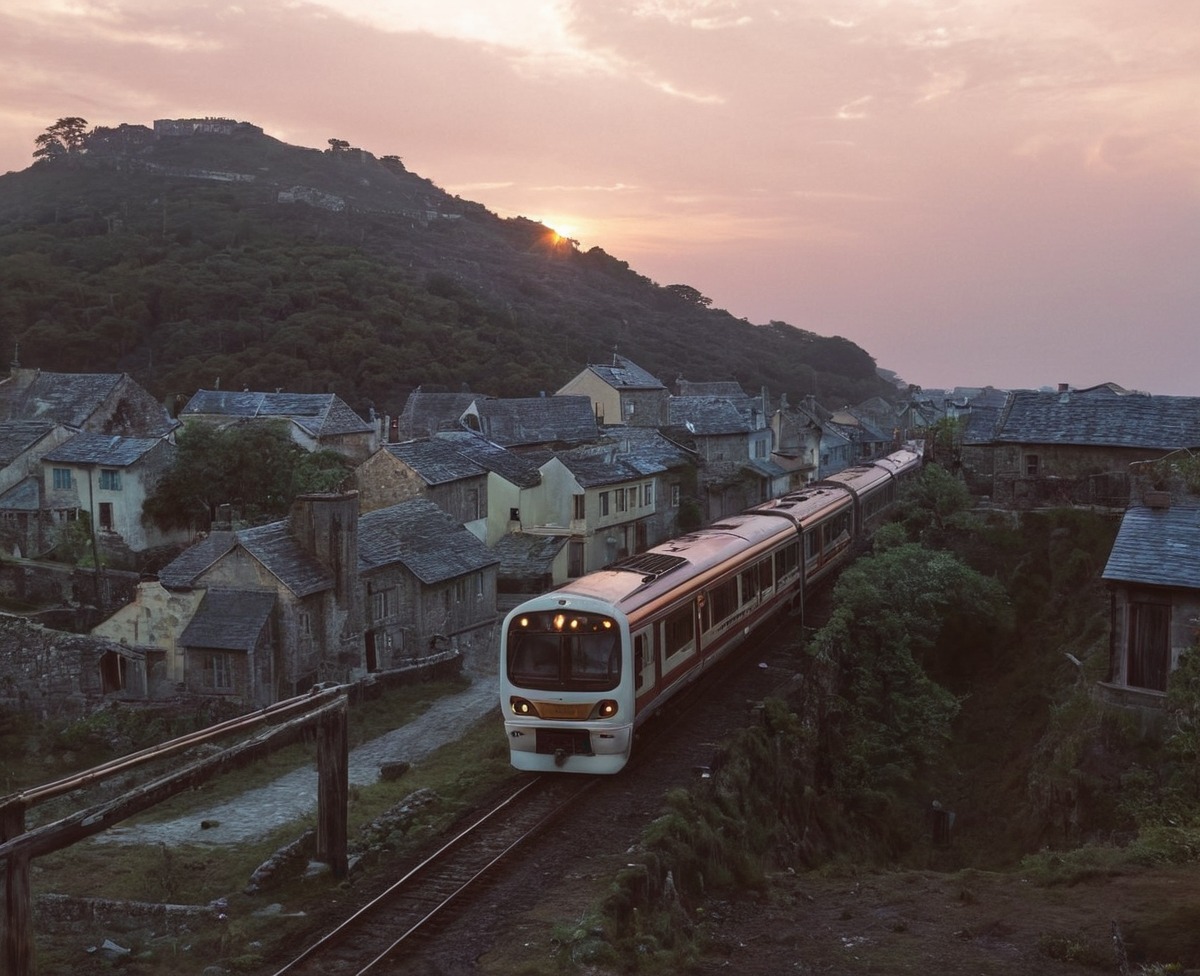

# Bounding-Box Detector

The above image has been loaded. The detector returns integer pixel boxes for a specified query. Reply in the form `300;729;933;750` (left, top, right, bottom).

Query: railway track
267;773;596;976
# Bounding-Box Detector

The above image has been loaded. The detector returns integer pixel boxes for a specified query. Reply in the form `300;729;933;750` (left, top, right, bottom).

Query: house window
753;438;768;459
52;468;72;490
594;401;604;423
573;493;586;520
454;577;468;603
643;482;653;508
671;484;681;507
1128;599;1171;691
99;469;122;490
1025;454;1040;477
371;587;396;621
299;611;311;636
98;502;114;530
616;489;627;513
202;652;234;692
600;491;609;516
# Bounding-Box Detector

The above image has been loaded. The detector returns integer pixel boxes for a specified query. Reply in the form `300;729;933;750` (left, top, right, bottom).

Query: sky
2;1;1198;395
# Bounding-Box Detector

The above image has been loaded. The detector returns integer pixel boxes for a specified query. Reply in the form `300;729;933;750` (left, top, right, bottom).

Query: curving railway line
268;775;596;976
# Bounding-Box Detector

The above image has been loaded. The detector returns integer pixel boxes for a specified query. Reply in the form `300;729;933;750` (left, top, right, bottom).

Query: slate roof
434;430;541;488
607;426;694;472
182;390;372;436
158;523;333;597
358;497;498;584
1102;506;1200;589
43;432;162;467
668;397;751;436
992;389;1200;450
474;395;599;448
395;390;480;439
554;450;647;489
384;439;487;485
491;532;567;579
179;589;276;651
0;476;40;511
0;371;123;428
743;458;788;479
553;430;691;487
585;355;666;391
0;421;56;466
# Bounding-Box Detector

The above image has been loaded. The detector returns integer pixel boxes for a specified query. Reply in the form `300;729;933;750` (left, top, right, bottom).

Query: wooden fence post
3;805;32;976
316;702;348;878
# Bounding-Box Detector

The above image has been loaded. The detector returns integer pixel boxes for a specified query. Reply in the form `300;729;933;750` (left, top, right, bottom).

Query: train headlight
592;699;618;719
509;696;539;718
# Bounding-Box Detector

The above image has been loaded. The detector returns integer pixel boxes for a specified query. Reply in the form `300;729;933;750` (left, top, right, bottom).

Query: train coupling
554;748;568;767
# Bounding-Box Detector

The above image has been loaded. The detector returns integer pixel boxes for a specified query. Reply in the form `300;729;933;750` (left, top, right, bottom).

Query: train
499;444;924;774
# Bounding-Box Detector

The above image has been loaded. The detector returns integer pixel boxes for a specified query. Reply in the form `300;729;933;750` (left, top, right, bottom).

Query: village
0;356;1196;723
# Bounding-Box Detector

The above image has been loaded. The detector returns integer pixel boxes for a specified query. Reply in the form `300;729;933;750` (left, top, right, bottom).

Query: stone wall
0;560;139;618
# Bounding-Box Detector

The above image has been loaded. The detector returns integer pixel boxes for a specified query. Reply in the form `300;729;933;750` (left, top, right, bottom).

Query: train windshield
506;610;621;691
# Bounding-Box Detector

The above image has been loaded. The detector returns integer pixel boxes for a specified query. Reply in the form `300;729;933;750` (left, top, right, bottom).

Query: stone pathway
89;666;500;848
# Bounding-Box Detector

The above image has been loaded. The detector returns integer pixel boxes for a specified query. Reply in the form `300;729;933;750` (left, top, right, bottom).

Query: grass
21;678;520;975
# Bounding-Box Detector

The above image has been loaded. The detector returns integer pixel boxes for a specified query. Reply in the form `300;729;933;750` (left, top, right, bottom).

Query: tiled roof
607;426;694;472
434;430;541;488
492;532;567;579
668;397;751;436
0;421;56;466
1103;505;1200;589
182;390;372;436
385;439;487;485
158;522;333;597
475;395;598;447
0;476;40;511
238;520;335;596
43;432;162;467
179;589;276;651
395;390;479;439
586;356;666;391
961;406;1002;445
993;389;1200;449
0;371;122;427
554;451;647;488
359;497;498;584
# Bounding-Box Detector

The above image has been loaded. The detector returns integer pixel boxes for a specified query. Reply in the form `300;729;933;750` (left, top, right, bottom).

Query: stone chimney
290;492;360;609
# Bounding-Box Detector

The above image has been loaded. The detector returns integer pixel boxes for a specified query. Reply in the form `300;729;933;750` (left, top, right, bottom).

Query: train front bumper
504;720;633;774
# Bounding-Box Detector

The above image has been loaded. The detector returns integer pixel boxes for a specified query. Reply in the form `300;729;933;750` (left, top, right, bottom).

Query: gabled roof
0;476;40;511
43;432;162;467
552;450;650;489
474;395;598;448
607;426;694;472
358;497;498;584
182;390;371;436
179;589;276;651
433;430;541;488
158;522;333;597
584;356;665;391
0;421;56;466
668;397;751;436
396;389;480;439
993;389;1200;450
0;371;124;427
384;439;487;486
1103;505;1200;589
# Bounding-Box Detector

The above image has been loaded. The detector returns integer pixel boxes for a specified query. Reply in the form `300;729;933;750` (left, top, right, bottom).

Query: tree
327;138;350;153
664;283;712;307
143;421;350;531
32;117;89;160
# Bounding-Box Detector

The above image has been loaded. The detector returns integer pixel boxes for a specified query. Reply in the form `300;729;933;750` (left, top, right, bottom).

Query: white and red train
499;445;923;774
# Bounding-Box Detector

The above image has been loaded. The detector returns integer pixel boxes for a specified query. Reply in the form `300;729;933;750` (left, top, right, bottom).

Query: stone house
41;432;186;561
771;395;825;489
556;354;669;426
962;385;1200;509
180;389;378;463
155;493;362;705
357;498;499;672
353;439;488;540
0;421;73;557
432;430;542;546
666;396;782;519
1101;498;1200;707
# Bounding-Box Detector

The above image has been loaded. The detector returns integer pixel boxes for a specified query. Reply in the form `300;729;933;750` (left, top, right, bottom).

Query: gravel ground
89;659;500;848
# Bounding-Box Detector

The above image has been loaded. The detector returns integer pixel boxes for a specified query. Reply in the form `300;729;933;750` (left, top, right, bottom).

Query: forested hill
0;120;895;418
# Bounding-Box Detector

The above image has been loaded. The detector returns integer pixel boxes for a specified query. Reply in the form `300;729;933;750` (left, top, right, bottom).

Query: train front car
501;593;635;774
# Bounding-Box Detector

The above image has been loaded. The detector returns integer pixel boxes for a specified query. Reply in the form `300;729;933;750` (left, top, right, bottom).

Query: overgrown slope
0;127;895;416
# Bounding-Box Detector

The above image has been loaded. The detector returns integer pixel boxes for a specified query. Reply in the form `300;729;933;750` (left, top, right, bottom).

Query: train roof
545;509;803;609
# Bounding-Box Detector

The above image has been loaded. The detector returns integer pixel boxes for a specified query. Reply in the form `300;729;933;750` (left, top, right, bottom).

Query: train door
632;627;657;695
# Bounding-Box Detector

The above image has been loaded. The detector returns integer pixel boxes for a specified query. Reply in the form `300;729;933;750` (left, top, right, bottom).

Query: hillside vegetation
0;123;895;417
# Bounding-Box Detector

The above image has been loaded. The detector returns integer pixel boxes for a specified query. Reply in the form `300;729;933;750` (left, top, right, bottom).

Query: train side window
741;568;759;604
804;529;820;561
758;557;773;592
633;631;647;689
662;605;696;672
775;542;798;580
706;578;738;628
